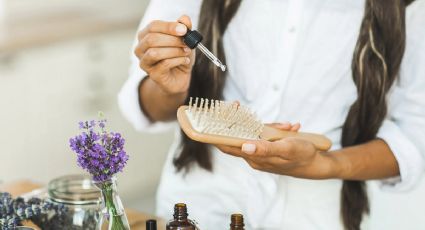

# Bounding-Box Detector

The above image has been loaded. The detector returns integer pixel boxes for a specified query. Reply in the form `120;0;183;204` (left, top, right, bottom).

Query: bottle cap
146;219;157;230
183;30;203;49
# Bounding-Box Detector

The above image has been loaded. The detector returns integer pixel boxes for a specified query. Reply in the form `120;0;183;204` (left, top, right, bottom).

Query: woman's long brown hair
173;0;414;229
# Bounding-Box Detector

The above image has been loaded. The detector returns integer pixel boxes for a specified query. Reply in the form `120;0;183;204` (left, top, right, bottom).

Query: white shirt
118;0;425;229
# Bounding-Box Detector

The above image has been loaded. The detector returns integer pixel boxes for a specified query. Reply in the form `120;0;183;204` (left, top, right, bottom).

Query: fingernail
183;47;191;53
242;143;256;154
185;57;190;64
176;24;187;35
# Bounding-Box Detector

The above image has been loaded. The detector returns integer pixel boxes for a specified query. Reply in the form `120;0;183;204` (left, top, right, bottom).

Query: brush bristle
185;97;263;140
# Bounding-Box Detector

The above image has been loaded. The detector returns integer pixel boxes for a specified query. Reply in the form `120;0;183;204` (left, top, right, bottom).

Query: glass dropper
182;29;227;72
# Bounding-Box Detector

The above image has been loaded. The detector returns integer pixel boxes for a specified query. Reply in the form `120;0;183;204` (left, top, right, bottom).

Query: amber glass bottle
166;203;196;230
146;219;157;230
230;214;245;230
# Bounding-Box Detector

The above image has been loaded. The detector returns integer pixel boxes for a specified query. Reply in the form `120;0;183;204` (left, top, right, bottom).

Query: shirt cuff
376;119;425;192
117;73;176;133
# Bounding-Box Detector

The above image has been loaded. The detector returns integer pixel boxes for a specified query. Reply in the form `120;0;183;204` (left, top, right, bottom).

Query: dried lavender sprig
0;192;13;218
0;215;19;230
0;192;67;229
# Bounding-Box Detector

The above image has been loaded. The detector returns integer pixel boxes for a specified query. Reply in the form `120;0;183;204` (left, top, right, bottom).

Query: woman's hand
216;123;338;179
135;15;195;95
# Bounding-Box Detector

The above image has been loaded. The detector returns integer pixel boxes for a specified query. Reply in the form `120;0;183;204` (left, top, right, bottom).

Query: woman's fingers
216;141;298;173
244;157;291;172
177;15;193;30
141;47;191;67
138;15;192;43
215;145;245;157
151;57;191;76
241;140;293;159
139;20;187;40
269;122;292;130
291;122;301;132
267;122;301;132
137;33;187;55
135;15;195;74
241;143;257;155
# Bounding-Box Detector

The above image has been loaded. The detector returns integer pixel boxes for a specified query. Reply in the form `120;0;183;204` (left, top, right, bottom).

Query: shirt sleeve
117;0;201;133
377;1;425;192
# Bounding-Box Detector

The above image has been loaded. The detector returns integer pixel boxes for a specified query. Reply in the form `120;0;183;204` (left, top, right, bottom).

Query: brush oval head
177;97;263;147
177;97;332;150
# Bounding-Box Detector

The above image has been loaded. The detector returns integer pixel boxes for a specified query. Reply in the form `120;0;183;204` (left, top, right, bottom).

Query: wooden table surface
0;180;165;229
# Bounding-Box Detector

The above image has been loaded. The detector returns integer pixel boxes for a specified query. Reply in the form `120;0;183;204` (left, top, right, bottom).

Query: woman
118;0;425;229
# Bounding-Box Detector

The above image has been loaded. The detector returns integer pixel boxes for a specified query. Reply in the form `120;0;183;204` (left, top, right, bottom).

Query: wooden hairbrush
177;97;332;151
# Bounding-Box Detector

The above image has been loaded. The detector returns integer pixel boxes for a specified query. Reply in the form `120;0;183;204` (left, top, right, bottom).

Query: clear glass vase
95;177;130;230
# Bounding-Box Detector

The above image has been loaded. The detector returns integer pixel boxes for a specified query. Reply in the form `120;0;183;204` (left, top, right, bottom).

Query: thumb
242;139;293;159
177;15;192;30
241;140;273;157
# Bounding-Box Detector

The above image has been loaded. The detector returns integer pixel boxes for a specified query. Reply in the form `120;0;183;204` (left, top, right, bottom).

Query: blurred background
1;1;425;229
0;0;173;214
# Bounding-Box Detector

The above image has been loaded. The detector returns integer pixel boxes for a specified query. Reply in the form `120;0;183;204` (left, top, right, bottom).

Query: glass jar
39;175;102;230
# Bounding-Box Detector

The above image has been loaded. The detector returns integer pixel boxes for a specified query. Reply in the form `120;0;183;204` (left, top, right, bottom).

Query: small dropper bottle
183;29;227;72
146;219;157;230
166;203;196;230
230;214;245;230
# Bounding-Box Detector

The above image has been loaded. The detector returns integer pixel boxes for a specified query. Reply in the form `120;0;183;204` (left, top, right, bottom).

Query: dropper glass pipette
182;29;227;72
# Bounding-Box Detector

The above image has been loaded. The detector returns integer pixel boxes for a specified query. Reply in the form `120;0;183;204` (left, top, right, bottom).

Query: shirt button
272;84;280;91
289;26;296;33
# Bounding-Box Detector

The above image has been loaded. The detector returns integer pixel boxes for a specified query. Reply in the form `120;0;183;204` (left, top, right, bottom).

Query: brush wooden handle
260;125;332;151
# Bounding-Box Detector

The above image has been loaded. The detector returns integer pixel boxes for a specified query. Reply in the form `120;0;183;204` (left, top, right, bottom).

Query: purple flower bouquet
69;119;130;230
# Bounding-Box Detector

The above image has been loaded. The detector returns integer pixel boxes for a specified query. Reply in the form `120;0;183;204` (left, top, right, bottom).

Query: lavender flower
0;192;66;229
69;119;129;182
